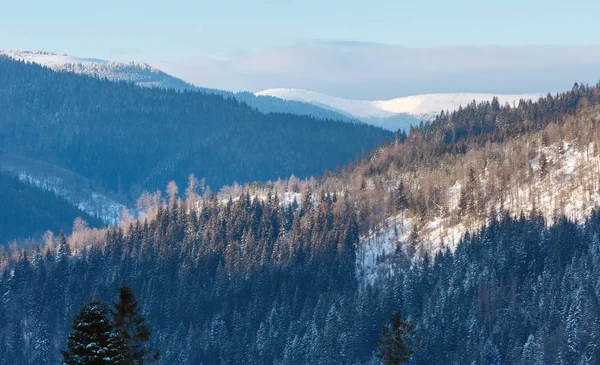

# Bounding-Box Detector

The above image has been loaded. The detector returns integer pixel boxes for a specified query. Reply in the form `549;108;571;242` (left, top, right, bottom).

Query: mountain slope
0;171;102;243
1;50;196;90
0;50;358;123
256;88;544;130
242;83;600;283
0;150;129;224
2;51;545;132
0;56;392;198
2;82;600;364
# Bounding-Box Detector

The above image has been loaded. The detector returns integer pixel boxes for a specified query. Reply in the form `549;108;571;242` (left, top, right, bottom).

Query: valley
1;38;600;365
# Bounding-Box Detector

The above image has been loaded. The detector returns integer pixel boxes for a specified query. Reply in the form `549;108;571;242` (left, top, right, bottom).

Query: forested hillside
0;150;129;225
1;50;360;123
3;81;600;364
297;84;600;255
0;57;391;200
3;191;600;364
0;191;359;364
0;172;101;244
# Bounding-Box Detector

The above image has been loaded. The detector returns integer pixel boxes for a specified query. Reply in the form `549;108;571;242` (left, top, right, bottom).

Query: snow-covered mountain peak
256;88;544;125
0;51;362;124
1;50;110;67
1;49;194;90
256;88;396;119
2;50;543;131
374;92;544;119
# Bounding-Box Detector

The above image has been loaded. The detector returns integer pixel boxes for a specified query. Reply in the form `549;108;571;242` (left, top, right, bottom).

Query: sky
2;0;600;98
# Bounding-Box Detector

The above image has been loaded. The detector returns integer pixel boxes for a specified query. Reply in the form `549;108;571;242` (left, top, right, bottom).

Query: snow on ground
256;88;396;119
0;50;108;67
375;93;543;120
1;50;192;90
357;216;412;287
256;88;542;122
282;192;302;206
16;173;128;225
516;142;600;224
357;141;600;286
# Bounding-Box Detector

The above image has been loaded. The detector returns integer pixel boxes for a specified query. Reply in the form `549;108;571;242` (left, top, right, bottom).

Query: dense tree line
0;189;359;364
0;57;391;200
417;83;600;156
3;192;600;363
399;212;600;364
0;172;101;244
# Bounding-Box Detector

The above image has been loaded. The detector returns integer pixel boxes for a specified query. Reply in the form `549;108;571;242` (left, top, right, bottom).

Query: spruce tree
395;181;408;213
62;300;124;365
56;229;70;260
376;310;424;365
539;152;548;179
111;283;159;364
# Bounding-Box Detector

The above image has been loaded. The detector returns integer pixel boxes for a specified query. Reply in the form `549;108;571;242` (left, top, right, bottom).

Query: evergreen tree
56;229;71;259
521;334;545;365
112;283;159;364
395;181;408;214
376;310;424;365
33;324;52;364
539;152;548;179
62;300;124;365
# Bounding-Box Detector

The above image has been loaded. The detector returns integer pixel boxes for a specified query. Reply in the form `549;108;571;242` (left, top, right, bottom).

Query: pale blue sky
1;0;599;62
2;0;600;98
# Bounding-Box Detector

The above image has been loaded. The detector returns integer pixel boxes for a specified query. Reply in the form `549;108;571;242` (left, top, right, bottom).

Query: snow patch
15;173;128;225
357;215;412;287
358;140;600;285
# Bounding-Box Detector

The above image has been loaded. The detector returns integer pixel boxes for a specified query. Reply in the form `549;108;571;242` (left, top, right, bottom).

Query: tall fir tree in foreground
376;310;424;365
112;283;159;364
61;300;124;365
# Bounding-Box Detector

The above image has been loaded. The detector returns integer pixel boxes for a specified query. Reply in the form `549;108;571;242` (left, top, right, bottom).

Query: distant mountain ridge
0;50;359;123
2;50;544;133
256;88;545;131
0;150;128;225
0;56;392;198
0;50;195;90
0;170;103;243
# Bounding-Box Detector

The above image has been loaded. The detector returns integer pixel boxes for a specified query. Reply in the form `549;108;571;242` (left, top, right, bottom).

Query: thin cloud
154;43;600;99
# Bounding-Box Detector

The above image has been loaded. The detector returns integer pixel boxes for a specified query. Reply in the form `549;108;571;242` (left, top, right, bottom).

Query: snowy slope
356;139;600;286
0;50;196;90
1;50;108;67
0;151;131;224
256;88;544;128
257;88;398;119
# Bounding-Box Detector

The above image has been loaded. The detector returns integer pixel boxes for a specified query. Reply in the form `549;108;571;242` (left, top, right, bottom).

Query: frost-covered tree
56;229;70;260
62;300;124;365
521;334;545;365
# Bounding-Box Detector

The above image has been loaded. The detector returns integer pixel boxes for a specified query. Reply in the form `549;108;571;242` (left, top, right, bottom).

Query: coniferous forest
0;57;391;198
0;172;101;243
2;53;600;364
3;190;600;364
